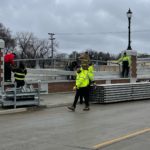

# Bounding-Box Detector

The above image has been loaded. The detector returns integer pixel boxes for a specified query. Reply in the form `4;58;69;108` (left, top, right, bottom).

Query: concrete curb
0;103;71;115
0;108;27;115
27;105;47;111
0;105;47;115
46;102;71;108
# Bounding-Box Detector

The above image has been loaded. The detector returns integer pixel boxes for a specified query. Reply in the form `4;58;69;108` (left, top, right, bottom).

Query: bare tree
38;40;51;68
16;32;35;59
55;53;68;59
38;40;51;58
0;23;16;50
16;32;55;68
16;32;56;58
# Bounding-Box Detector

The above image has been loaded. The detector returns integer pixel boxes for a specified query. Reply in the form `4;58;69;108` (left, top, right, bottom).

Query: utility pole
48;33;55;58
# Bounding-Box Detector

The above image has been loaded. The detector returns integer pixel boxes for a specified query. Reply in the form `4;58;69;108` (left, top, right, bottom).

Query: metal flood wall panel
89;82;150;103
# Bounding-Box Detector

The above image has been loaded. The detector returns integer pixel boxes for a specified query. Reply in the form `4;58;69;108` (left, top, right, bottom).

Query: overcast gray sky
1;0;150;54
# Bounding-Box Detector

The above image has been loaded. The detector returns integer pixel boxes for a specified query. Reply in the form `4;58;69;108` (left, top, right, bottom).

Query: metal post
0;39;5;85
14;82;17;109
37;80;41;106
35;59;40;69
53;58;55;69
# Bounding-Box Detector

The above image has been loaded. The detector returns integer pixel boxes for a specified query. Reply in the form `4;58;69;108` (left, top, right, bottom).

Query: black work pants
15;80;25;88
122;61;129;78
75;94;83;103
73;86;89;108
122;66;129;78
79;95;83;103
4;62;11;81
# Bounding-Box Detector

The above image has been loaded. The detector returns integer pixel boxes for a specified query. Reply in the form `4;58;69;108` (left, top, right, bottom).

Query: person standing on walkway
76;66;84;105
118;52;131;78
12;62;27;88
79;62;95;104
4;52;16;82
75;67;84;104
68;64;90;111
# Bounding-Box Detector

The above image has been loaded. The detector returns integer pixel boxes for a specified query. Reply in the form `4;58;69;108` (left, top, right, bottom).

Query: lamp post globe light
127;8;132;50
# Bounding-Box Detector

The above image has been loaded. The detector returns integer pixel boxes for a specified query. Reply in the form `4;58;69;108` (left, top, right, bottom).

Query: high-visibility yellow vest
88;65;94;81
76;69;89;88
118;55;131;66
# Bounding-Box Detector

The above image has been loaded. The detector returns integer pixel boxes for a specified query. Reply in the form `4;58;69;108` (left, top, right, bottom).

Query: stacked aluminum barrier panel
132;82;150;100
89;82;150;103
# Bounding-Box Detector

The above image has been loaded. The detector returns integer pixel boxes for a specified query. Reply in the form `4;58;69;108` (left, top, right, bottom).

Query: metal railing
11;57;150;81
14;58;121;71
13;58;121;81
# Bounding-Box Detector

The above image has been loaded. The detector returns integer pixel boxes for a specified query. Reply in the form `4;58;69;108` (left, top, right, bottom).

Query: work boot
67;106;75;111
5;80;11;82
83;107;90;111
79;101;83;104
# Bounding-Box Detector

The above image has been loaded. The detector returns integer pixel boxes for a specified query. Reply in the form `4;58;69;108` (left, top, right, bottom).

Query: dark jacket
12;67;27;87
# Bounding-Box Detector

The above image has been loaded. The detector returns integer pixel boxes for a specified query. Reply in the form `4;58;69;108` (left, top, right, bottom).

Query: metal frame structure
0;81;41;108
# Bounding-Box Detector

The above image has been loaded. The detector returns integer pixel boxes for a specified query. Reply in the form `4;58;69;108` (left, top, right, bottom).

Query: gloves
73;86;77;90
91;81;97;89
90;80;96;85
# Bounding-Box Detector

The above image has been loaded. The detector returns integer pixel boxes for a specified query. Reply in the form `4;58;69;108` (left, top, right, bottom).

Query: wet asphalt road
0;100;150;150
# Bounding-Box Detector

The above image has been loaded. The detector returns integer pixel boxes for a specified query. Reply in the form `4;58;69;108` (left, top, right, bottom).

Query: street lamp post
127;8;132;50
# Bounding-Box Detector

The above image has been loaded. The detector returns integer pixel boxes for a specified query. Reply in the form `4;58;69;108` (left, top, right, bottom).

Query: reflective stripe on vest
15;72;26;76
14;72;26;80
15;77;25;80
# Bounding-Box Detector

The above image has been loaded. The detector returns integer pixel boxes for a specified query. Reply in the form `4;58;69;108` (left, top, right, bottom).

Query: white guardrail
12;58;150;81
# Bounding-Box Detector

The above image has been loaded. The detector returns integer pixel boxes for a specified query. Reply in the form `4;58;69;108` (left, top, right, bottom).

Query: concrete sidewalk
40;92;74;108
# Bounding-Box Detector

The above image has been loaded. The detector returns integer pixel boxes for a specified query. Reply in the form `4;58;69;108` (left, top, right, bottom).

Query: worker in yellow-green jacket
68;64;90;111
88;62;95;84
118;52;131;78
